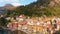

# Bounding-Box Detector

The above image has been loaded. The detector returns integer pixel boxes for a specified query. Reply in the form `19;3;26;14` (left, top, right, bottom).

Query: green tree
0;17;8;26
37;0;51;6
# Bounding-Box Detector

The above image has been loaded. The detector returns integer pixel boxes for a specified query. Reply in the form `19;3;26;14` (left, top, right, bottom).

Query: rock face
49;0;60;6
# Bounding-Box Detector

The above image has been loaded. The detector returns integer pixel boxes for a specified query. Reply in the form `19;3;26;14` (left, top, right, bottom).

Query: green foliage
0;17;8;26
53;30;60;34
5;0;60;17
37;0;51;6
10;5;60;17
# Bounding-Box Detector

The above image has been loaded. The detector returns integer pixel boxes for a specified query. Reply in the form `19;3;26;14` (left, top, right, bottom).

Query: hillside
4;4;15;10
7;0;60;17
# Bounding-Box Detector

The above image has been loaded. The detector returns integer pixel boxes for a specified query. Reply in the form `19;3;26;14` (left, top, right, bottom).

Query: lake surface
0;28;27;34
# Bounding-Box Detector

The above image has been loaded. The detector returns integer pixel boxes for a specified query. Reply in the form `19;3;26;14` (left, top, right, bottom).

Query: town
5;14;60;34
0;0;60;34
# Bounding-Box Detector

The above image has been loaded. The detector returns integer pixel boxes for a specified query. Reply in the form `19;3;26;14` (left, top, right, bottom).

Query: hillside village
0;0;60;34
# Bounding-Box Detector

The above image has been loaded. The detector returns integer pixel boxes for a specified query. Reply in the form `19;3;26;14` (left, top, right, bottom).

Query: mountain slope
11;0;60;17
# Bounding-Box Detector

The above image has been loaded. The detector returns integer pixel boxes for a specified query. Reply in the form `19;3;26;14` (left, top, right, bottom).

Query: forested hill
27;0;60;7
8;0;60;17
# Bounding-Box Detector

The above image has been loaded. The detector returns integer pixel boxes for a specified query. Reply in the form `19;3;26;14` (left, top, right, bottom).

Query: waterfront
0;27;27;34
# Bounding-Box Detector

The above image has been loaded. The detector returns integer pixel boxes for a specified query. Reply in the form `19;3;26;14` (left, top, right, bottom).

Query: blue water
0;30;7;34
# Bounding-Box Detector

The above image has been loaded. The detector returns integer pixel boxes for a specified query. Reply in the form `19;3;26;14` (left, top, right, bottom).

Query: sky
0;0;37;6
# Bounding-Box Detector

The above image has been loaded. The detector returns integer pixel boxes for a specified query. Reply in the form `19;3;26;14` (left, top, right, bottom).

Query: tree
53;30;60;34
37;0;51;6
0;17;8;26
9;0;60;17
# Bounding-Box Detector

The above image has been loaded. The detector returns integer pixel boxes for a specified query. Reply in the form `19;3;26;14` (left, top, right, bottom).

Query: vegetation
53;30;60;34
4;0;60;17
0;17;8;26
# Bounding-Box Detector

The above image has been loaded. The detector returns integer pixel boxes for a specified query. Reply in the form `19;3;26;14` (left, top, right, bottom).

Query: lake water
0;27;27;34
0;30;7;34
